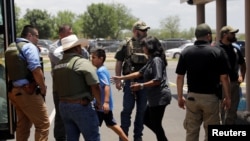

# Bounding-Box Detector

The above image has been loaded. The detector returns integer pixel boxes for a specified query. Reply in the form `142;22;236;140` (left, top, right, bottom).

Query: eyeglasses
138;29;148;32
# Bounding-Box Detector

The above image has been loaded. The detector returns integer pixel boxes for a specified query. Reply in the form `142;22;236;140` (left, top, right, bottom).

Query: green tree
82;3;116;39
23;9;53;38
179;27;195;40
15;4;29;36
110;3;137;39
81;3;137;39
51;10;77;38
160;15;180;38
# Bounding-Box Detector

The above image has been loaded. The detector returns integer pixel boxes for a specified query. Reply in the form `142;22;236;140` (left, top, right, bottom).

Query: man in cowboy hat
48;24;72;141
52;34;101;141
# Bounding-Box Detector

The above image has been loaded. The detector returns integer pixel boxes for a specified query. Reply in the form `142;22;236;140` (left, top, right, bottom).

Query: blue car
233;40;245;57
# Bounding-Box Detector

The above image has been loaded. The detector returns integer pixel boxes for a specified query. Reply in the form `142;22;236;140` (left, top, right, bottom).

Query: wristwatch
140;83;144;90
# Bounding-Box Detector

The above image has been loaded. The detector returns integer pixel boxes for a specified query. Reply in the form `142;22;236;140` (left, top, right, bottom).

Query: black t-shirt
175;40;230;94
217;41;245;81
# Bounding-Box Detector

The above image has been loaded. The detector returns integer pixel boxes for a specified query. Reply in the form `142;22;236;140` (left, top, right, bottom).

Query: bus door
0;0;17;139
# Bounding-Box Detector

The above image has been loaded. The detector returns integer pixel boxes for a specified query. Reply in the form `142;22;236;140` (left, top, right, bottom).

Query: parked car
233;40;245;57
165;42;193;59
103;41;121;52
160;38;191;50
39;47;49;55
37;39;53;49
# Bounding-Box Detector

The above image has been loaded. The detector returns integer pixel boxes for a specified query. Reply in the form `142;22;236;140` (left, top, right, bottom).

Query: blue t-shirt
96;65;114;111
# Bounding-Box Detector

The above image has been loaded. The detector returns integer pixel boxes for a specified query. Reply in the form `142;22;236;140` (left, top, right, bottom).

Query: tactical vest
53;56;92;100
5;41;33;81
122;38;148;75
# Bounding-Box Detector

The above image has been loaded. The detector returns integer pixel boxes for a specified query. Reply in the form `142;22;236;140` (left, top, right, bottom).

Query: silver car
165;42;193;59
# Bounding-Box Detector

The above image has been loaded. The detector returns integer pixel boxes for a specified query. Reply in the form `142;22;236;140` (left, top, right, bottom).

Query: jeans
59;101;100;141
53;90;66;141
121;79;147;140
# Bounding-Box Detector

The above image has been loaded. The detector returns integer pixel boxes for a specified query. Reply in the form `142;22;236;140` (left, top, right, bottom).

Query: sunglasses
138;29;148;32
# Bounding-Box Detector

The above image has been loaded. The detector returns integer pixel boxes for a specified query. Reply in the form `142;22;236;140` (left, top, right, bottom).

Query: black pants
143;105;168;141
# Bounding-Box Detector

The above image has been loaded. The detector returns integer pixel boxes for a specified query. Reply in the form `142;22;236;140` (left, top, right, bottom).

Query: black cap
195;23;212;38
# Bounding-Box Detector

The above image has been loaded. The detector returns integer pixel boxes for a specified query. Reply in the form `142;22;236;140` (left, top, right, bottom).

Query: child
91;48;129;141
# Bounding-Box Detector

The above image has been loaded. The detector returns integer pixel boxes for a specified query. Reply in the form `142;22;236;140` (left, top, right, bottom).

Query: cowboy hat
54;34;89;54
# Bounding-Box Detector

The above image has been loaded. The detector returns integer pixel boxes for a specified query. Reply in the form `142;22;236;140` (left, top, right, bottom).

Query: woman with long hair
112;36;172;141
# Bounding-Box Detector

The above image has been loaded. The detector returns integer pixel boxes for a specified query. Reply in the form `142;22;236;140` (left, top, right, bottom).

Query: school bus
0;0;17;139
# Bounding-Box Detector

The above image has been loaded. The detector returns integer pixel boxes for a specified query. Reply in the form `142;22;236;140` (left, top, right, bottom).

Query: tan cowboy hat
54;34;89;54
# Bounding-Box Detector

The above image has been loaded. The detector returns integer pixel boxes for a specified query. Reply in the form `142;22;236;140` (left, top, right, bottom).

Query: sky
15;0;245;33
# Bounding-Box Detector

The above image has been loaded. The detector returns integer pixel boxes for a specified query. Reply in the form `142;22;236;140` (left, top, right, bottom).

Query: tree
179;27;195;40
15;4;29;36
110;3;137;39
160;15;180;38
81;3;116;39
23;9;53;38
51;10;77;38
81;3;137;39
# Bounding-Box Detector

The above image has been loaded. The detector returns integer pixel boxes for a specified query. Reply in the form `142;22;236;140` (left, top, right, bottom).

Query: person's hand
111;76;123;90
222;97;231;110
238;75;244;83
40;86;47;96
178;96;186;110
130;82;140;92
102;102;110;114
94;103;101;110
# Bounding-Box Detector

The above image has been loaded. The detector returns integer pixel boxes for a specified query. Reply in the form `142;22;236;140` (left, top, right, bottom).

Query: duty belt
60;98;90;106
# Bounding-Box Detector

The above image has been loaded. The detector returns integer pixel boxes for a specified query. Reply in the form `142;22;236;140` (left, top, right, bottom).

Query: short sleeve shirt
139;57;171;107
96;66;114;111
175;40;230;94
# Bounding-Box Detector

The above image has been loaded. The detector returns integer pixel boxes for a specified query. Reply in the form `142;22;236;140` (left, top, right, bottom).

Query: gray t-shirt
139;57;172;107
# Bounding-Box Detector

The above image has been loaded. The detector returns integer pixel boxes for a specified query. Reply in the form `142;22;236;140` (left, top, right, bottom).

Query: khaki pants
9;87;50;141
184;92;220;141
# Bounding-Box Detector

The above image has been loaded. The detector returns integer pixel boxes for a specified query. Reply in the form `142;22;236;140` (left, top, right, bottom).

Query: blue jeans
121;79;147;139
59;101;100;141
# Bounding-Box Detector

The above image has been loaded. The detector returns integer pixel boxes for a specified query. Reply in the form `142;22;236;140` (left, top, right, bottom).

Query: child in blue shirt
91;48;129;141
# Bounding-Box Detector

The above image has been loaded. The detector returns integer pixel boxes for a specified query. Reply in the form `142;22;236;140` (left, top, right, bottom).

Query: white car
39;47;49;55
165;42;193;59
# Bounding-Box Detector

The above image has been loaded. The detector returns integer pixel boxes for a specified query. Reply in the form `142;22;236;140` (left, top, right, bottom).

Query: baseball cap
195;23;212;38
220;26;239;34
133;21;150;30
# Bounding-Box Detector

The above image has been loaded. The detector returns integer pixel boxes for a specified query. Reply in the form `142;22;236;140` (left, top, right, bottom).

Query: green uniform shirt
53;53;99;100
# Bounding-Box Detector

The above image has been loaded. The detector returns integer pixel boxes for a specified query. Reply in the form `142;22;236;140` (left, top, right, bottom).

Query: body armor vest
122;38;148;75
53;56;92;100
5;41;33;81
